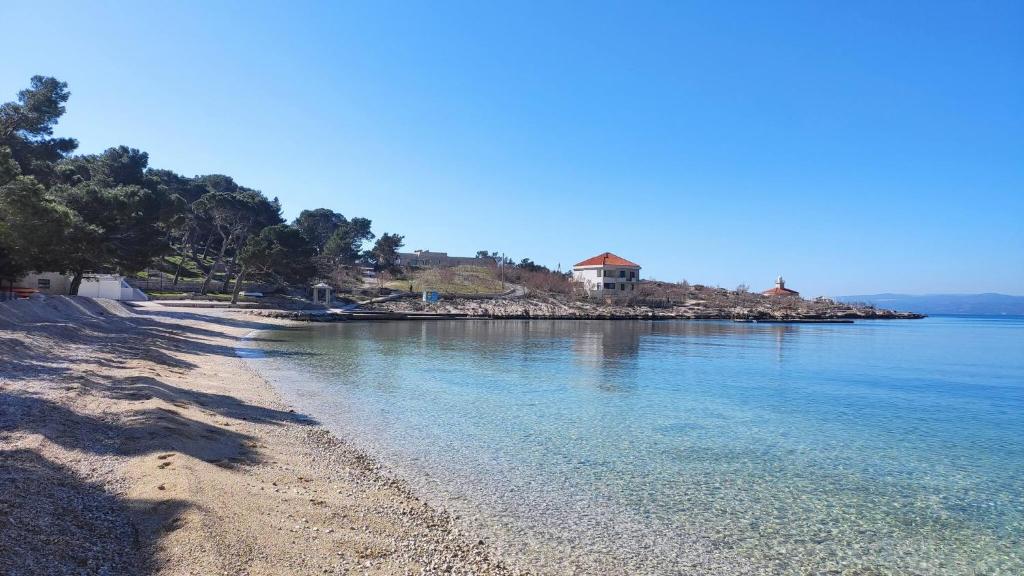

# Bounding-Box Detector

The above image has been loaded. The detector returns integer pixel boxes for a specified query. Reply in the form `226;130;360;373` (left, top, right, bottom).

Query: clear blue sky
2;1;1021;296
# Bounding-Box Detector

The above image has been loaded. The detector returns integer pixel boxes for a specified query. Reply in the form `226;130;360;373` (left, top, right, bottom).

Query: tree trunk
200;256;220;294
172;254;185;286
200;234;212;260
69;270;84;296
230;264;248;304
221;259;234;293
172;229;192;286
201;237;229;295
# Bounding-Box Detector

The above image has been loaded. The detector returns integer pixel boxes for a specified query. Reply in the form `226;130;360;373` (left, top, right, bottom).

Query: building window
619;270;625;278
37;279;51;289
630;283;634;290
629;271;635;279
603;282;616;290
620;283;625;290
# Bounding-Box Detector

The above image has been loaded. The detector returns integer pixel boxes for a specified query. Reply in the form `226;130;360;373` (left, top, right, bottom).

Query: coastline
227;315;1024;575
0;297;520;575
242;299;925;323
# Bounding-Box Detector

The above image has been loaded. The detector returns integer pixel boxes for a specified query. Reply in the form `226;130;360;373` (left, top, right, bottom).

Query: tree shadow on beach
1;378;315;468
127;307;282;331
0;308;310;381
1;298;316;466
125;319;310;361
0;366;318;574
0;335;72;379
0;448;188;576
79;374;317;427
0;300;320;574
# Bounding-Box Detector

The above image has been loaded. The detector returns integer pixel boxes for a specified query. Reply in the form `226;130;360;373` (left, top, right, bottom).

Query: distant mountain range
836;293;1024;316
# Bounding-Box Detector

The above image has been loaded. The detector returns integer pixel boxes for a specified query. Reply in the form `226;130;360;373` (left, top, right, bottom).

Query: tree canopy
0;75;401;297
367;232;405;272
231;224;314;303
0;76;78;184
293;208;346;255
0;176;72;282
323;217;374;265
293;208;375;274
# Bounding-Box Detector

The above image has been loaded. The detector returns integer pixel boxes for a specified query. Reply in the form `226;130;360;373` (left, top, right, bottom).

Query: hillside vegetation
384;265;506;295
0;76;407;303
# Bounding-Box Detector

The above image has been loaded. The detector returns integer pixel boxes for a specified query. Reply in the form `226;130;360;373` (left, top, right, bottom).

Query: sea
244;316;1024;575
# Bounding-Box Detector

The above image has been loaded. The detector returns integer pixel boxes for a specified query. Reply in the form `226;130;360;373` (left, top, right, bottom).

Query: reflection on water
249;318;1024;575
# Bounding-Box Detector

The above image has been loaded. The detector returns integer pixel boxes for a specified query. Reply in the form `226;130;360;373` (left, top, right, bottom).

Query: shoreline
243;309;925;323
0;297;522;575
244;309;925;322
245;314;1024;575
146;287;928;323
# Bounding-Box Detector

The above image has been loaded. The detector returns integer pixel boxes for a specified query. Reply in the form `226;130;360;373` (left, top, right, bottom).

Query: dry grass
385;265;504;294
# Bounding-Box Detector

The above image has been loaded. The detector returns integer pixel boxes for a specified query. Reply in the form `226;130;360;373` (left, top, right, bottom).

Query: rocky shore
361;294;923;320
244;289;923;322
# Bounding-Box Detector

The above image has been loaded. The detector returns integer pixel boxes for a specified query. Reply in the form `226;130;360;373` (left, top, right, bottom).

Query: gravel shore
0;297;522;575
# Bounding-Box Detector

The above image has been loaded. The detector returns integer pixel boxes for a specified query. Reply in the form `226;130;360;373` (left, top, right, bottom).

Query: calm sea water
246;317;1024;575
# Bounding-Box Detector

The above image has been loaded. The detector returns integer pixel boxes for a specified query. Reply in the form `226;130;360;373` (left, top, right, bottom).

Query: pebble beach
0;297;521;575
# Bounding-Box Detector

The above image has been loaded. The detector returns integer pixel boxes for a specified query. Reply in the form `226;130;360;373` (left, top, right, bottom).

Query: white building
11;272;148;301
572;252;641;296
14;271;71;295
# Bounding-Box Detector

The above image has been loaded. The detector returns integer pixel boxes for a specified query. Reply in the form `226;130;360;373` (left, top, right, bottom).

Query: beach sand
0;297;519;575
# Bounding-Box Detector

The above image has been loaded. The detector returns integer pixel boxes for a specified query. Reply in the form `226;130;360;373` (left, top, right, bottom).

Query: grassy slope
385;265;504;294
160;255;209;280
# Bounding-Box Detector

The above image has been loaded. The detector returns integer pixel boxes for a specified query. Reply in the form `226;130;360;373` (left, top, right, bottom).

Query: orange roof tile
574;252;641;268
762;286;800;297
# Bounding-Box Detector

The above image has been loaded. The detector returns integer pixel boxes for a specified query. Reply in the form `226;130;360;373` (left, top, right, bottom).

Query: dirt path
0;297;520;576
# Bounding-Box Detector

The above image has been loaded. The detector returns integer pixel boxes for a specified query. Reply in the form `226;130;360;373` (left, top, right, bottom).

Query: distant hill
836;293;1024;316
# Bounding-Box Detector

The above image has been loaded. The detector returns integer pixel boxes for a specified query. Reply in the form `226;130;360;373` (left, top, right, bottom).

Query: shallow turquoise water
249;317;1024;574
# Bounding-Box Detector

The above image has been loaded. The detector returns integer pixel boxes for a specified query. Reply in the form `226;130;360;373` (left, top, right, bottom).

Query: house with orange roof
572;252;641;296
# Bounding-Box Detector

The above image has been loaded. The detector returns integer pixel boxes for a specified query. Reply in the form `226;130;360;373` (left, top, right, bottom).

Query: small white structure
311;282;332;305
572;252;641;296
76;274;148;301
12;272;147;301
